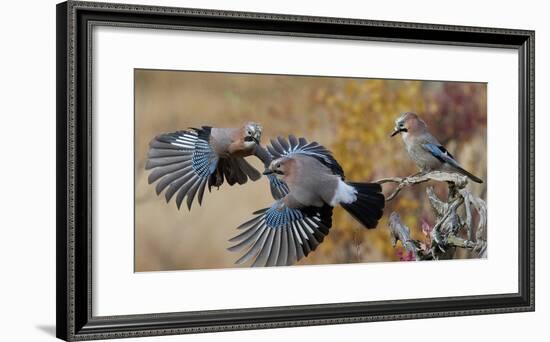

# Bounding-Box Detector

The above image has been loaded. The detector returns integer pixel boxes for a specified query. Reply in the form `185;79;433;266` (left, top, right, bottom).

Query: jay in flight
391;112;483;183
228;136;385;267
146;122;271;210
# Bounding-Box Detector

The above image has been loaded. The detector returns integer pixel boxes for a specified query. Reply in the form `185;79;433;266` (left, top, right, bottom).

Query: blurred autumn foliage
134;70;486;271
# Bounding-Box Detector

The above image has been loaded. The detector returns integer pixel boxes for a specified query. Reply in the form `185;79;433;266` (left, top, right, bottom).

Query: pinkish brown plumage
391;112;483;183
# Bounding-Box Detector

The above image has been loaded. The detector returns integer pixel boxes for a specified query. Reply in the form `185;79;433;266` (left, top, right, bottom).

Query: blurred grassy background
134;69;486;272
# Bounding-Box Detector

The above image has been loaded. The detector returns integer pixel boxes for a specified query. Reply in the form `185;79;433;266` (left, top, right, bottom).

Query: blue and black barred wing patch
228;202;333;267
422;143;483;183
146;126;218;210
422;143;460;167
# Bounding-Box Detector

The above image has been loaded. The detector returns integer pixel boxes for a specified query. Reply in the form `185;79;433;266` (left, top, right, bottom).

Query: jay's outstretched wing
147;127;263;209
265;135;344;199
268;135;344;177
228;202;333;267
146;127;219;210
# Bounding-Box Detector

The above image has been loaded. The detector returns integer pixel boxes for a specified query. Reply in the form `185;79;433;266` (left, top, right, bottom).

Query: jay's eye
276;163;281;168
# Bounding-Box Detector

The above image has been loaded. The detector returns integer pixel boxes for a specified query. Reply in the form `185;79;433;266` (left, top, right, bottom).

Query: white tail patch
330;179;357;206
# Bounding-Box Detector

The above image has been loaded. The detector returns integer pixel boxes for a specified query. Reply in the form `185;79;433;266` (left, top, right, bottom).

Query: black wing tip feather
455;166;484;184
277;136;290;150
471;176;484;184
252;208;269;215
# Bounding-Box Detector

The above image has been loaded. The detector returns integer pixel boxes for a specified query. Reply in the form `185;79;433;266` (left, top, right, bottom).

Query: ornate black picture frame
56;1;535;340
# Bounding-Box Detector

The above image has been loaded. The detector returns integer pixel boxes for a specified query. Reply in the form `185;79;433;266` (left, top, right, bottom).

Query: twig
446;235;486;251
459;189;487;242
388;212;422;261
376;171;468;201
426;186;447;216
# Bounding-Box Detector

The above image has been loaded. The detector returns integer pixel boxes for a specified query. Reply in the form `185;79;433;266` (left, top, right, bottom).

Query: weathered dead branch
377;171;487;260
376;171;468;201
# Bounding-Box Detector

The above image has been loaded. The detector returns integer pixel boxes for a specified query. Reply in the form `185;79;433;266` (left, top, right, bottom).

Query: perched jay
146;122;270;209
228;136;385;267
391;112;483;183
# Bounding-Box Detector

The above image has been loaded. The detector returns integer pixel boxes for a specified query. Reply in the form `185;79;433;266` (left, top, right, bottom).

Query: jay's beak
390;128;407;137
263;169;274;175
245;135;261;144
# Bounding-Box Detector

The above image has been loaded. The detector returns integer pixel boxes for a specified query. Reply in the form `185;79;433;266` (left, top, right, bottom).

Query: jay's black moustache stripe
391;127;408;137
244;136;259;143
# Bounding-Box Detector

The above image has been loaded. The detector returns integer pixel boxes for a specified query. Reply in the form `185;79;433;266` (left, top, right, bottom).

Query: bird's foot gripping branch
376;171;487;260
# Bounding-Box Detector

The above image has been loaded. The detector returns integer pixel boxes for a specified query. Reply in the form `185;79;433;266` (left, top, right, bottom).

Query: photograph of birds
135;70;487;272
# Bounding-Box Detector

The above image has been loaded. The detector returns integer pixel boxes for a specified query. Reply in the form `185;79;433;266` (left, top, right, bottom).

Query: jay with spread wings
228;136;385;267
146;122;271;210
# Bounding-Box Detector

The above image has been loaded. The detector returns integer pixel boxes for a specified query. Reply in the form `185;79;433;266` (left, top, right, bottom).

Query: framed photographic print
56;1;535;340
